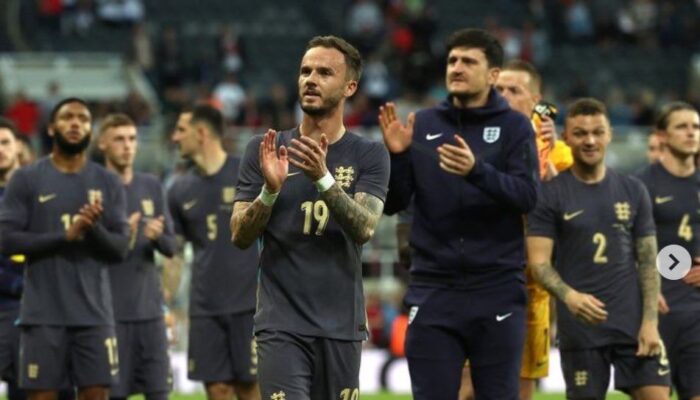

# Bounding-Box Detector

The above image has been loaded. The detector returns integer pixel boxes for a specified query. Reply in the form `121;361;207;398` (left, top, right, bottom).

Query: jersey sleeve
631;177;656;239
527;182;559;238
167;181;185;236
354;141;390;202
234;135;264;202
153;177;176;257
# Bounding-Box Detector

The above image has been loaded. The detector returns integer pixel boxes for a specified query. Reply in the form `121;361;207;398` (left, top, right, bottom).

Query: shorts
0;308;20;381
188;312;257;383
256;330;361;400
111;318;171;397
19;325;118;389
560;344;671;399
659;309;700;399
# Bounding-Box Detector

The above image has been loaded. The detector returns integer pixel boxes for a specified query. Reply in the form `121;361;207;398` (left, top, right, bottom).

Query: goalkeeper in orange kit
459;60;572;400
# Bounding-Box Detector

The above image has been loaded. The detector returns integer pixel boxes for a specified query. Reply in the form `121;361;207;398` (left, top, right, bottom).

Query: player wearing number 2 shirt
527;98;669;400
637;102;700;400
168;104;260;400
0;98;129;395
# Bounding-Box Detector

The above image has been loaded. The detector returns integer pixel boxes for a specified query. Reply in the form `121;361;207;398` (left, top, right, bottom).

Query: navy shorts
19;325;118;390
659;309;700;400
560;344;671;399
403;280;527;400
0;308;20;381
256;330;361;400
112;318;171;397
188;312;257;383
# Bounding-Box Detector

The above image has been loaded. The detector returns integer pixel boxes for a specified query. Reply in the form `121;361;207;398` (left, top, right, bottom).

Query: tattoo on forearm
320;186;384;244
532;261;572;302
636;235;659;321
231;200;272;248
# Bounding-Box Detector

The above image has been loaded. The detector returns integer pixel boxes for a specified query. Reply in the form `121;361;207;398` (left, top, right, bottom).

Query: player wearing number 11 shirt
527;98;670;399
0;98;129;399
231;35;389;400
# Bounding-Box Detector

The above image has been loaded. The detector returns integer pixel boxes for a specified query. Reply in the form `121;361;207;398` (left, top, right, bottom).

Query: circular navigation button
657;244;691;280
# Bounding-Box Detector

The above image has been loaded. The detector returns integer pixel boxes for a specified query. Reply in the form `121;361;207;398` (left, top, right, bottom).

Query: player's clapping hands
66;200;104;241
144;216;165;241
259;129;289;193
564;290;608;325
682;257;700;287
378;102;414;154
288;134;329;181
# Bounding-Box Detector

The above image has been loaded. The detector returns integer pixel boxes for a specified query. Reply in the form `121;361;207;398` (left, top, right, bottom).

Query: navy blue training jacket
385;88;538;289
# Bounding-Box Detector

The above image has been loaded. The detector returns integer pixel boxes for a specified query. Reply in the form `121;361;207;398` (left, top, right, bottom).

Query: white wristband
314;171;335;192
258;186;279;207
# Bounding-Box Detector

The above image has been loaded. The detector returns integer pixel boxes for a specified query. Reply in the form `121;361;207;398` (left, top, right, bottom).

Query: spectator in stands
213;73;246;125
4;91;40;139
218;24;246;75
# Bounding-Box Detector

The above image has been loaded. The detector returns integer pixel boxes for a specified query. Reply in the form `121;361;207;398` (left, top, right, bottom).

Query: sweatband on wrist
258;186;279;206
314;171;335;192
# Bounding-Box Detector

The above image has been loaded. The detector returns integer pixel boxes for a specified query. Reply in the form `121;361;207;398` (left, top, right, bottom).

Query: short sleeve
354;141;390;201
527;182;559;238
234;135;264;202
631;177;656;238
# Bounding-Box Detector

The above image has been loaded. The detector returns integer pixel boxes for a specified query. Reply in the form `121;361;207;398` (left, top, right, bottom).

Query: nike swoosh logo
38;194;56;203
496;312;513;322
183;200;197;210
287;171;302;177
658;368;670;376
655;196;674;205
563;210;584;221
426;133;443;140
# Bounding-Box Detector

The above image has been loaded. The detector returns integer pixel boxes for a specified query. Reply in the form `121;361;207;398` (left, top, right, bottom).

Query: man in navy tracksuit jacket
379;29;538;400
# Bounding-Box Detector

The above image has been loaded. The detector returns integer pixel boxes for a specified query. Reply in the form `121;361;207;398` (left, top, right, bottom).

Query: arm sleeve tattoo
320;185;384;244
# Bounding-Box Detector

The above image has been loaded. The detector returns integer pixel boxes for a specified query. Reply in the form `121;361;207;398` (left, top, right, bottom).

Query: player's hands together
378;102;414;153
437;135;476;176
144;215;165;241
636;320;662;357
288;134;329;181
564;290;608;325
259;129;288;193
682;257;700;287
66;201;103;241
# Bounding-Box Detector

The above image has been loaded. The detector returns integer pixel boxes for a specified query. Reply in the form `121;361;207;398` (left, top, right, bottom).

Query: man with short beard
0;98;129;400
637;102;700;400
379;29;538;399
168;104;260;400
231;35;389;399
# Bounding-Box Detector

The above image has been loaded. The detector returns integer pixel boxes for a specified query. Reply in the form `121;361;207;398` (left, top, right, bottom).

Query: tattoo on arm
320;185;384;244
531;261;573;302
231;200;273;249
636;235;659;321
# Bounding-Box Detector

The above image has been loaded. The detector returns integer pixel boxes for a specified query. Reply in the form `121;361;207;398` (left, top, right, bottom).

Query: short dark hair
49;97;90;123
0;117;19;139
503;59;541;94
446;28;504;68
190;104;224;137
655;101;697;131
306;35;363;81
99;113;135;135
567;98;608;119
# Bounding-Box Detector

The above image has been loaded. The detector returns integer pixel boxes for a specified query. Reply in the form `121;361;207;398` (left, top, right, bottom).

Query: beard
54;129;91;155
300;91;343;117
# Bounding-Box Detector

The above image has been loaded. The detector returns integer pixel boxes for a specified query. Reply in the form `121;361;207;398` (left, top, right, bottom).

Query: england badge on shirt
483;126;500;143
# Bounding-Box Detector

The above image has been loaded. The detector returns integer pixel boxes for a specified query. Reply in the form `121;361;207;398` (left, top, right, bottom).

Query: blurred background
0;0;698;396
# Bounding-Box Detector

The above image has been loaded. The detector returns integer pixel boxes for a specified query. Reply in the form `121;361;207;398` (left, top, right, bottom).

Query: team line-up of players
0;27;699;400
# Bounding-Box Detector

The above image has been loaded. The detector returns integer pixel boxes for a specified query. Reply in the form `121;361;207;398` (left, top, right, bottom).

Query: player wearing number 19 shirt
527;98;670;399
0;98;129;399
637;102;700;400
168;104;260;400
232;36;389;400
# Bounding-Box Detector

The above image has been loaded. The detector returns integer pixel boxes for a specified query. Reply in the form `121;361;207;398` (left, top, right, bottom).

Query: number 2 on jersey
592;232;608;264
301;200;329;236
